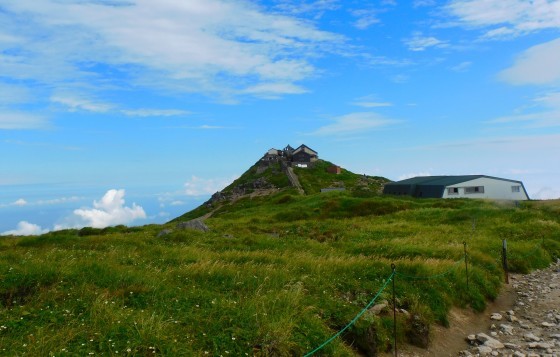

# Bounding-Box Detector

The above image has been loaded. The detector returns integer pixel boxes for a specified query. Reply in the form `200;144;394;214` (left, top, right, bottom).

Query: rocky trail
392;259;560;357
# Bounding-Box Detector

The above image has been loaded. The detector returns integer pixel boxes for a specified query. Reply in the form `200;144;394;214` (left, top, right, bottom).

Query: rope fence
304;270;395;356
304;236;550;356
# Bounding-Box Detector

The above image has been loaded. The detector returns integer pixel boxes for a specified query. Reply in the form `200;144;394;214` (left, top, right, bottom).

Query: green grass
1;195;559;356
293;160;389;195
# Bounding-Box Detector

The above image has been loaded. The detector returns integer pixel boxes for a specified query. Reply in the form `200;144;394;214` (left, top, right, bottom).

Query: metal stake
502;239;509;284
463;241;469;290
391;263;397;357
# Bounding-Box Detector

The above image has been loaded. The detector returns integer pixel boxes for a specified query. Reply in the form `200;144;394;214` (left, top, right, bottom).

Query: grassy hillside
1;195;559;356
174;159;390;222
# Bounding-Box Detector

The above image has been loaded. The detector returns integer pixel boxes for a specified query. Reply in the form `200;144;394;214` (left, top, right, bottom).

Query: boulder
177;219;210;232
523;333;541;342
490;313;503;321
476;345;493;355
406;314;430;348
500;324;514;335
369;300;388;315
157;229;173;237
476;333;504;349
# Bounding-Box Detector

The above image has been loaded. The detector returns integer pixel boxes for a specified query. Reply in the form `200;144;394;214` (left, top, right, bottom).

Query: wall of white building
441;177;529;200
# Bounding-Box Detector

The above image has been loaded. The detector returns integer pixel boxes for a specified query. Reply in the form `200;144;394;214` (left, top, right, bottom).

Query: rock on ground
463;259;560;357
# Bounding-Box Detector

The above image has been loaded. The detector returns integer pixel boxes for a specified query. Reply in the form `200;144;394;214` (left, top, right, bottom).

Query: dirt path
384;259;560;356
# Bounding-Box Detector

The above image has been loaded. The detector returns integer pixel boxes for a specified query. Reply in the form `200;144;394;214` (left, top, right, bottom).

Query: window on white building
465;186;484;194
447;187;459;195
511;186;520;192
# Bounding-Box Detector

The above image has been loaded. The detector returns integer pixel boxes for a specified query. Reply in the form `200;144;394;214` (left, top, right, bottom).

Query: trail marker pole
502;239;509;284
391;263;397;357
463;241;469;290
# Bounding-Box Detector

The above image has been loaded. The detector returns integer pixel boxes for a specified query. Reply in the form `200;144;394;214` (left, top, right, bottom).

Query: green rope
304;271;395;357
395;257;464;280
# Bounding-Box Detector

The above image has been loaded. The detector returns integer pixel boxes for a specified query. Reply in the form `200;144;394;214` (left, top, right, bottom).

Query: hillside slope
1;195;559;355
173;158;390;222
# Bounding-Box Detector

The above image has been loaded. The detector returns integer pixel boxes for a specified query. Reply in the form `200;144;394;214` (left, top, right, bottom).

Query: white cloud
36;196;83;206
121;109;189;117
13;199;27;206
2;221;48;236
0;31;22;44
55;189;146;229
309;112;399;136
352;95;393;108
184;175;236;196
487;91;560;128
0;83;31;105
366;55;414;67
1;0;342;98
530;186;560;200
446;0;560;38
398;172;432;180
404;32;448;51
198;125;228;130
273;0;340;17
0;198;30;208
415;133;560;152
351;9;381;30
7;196;83;207
391;74;410;83
52;95;190;117
169;124;233;130
51;95;113;113
499;38;560;85
2;139;82;151
0;111;49;130
354;101;392;108
481;26;518;39
242;82;308;98
450;61;472;72
414;0;436;7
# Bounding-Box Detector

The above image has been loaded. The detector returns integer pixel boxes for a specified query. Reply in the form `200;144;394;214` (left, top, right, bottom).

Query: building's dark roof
386;175;523;186
293;144;318;156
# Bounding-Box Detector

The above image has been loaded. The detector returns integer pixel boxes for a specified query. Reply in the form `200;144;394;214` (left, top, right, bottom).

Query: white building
383;175;529;200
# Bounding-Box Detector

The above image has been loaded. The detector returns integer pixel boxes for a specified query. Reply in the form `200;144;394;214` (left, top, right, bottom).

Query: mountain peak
173;146;390;222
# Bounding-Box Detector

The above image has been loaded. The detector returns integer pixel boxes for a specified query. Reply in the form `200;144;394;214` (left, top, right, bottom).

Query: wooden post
502;239;509;284
391;263;397;357
463;241;469;290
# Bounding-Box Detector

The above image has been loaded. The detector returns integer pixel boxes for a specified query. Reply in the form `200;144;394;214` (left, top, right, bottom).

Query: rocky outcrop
203;177;276;207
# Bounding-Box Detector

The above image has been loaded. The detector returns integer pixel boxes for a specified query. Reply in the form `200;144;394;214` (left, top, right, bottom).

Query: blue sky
1;0;560;235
